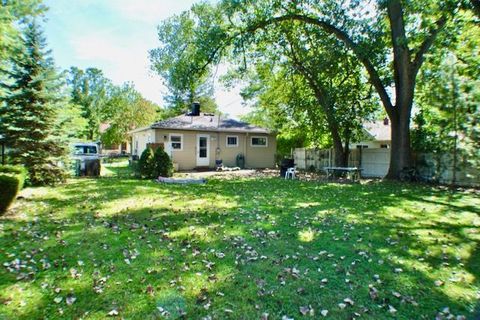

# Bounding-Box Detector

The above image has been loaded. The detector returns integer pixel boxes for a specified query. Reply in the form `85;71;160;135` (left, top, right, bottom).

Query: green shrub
0;174;21;214
0;165;27;190
153;147;173;178
28;163;68;186
138;147;155;178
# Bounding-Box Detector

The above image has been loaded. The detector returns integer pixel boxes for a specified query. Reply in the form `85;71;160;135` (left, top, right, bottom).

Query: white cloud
45;0;247;116
109;0;200;24
69;28;165;103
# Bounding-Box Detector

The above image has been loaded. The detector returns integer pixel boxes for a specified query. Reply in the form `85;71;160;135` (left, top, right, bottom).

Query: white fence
293;147;479;186
361;149;390;177
294;147;388;177
293;148;360;171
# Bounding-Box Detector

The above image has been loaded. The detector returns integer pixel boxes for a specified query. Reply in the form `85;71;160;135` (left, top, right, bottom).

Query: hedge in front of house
138;147;155;179
153;146;173;178
0;165;27;214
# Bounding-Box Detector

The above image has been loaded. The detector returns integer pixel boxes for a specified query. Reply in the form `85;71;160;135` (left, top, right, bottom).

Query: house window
380;144;389;149
169;134;183;151
251;136;268;147
356;145;368;149
226;135;238;147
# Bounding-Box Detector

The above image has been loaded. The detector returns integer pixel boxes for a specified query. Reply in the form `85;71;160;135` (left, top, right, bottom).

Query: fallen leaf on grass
369;286;379;300
434;280;444;287
299;305;314;316
388;305;397;314
107;309;119;316
66;294;76;305
146;284;154;296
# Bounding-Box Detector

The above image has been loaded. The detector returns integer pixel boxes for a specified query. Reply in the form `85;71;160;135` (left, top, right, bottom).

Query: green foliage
138;147;155;179
0;21;67;185
101;83;160;146
54;102;89;142
153;146;173;178
149;3;225;114
0;165;27;190
413;15;479;171
0;0;45;62
66;67;112;140
0;175;20;214
238;31;376;164
0;165;26;214
66;69;162;144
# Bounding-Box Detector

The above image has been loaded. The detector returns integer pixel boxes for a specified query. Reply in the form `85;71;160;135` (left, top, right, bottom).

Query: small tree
138;147;155;178
0;21;67;185
153;147;173;178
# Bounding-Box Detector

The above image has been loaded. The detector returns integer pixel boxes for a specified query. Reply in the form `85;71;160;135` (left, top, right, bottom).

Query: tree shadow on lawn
1;178;479;319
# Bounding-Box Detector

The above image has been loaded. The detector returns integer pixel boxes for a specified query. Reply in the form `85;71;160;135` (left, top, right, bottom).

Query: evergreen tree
0;21;67;185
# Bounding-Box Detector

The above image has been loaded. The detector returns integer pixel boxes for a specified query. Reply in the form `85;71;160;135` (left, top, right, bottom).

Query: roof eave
150;125;271;134
128;125;153;134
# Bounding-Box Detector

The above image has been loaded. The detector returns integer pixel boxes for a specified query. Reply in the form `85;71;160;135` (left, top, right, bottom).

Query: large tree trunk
385;0;415;179
332;136;347;167
324;106;347;167
387;108;412;178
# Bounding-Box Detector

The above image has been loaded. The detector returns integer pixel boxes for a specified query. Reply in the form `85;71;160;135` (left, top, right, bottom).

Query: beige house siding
131;129;155;156
131;129;276;170
217;132;246;167
245;134;276;168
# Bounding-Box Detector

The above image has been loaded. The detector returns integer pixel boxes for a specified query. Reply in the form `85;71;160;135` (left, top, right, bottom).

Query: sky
43;0;250;118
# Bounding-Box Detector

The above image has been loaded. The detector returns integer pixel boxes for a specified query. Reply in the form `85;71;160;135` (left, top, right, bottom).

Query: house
129;103;276;170
99;123;130;155
353;118;391;149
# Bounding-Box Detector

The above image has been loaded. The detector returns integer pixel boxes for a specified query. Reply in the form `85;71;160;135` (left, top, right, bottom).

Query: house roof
132;113;271;134
363;119;391;141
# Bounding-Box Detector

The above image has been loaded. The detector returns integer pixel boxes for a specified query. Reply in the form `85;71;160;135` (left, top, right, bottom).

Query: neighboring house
99;123;130;155
353;118;391;149
129;104;276;170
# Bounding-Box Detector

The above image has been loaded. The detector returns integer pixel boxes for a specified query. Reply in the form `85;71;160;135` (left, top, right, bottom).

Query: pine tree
0;21;67;185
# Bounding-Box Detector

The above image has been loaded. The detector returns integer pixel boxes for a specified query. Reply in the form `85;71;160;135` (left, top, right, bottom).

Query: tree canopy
149;3;223;115
0;21;67;185
66;67;162;145
150;0;478;178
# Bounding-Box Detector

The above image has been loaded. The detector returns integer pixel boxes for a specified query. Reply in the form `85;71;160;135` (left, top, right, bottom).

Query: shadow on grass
1;178;479;319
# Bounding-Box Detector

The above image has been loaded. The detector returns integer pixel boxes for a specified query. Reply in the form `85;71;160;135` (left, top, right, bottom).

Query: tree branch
247;14;394;114
412;16;448;75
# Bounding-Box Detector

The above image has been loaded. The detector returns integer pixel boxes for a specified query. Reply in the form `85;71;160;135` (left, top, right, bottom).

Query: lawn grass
0;165;479;319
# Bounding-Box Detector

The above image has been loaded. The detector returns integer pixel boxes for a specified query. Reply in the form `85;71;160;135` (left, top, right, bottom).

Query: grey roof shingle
150;113;271;134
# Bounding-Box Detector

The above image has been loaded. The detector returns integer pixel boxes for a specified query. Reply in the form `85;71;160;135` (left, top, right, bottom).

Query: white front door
196;134;210;166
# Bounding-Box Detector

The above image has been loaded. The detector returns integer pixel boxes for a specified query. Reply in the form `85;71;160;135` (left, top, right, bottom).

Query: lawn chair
285;167;296;179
